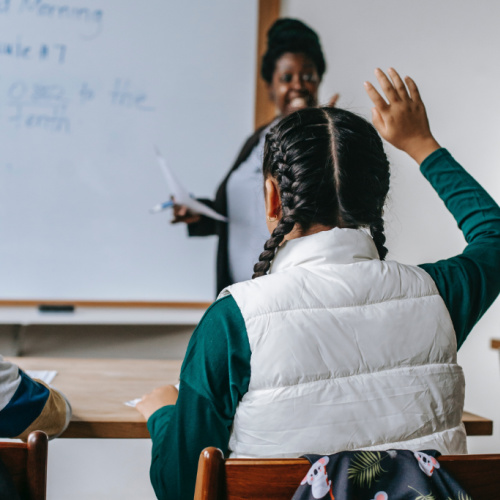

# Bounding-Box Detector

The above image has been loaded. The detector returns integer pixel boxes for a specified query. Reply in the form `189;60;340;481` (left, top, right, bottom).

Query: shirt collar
270;227;380;274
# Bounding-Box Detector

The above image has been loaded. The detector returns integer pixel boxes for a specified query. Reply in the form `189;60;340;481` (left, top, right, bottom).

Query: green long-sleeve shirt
147;148;500;500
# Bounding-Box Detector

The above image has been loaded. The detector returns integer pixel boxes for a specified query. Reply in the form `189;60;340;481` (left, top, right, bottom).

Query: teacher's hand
136;385;178;421
327;93;340;107
364;68;440;164
171;202;201;225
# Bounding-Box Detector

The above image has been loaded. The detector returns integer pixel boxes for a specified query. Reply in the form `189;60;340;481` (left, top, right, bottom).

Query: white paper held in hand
151;146;227;222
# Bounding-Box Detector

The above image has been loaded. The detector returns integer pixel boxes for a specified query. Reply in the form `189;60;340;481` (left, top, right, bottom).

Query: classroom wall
282;0;500;453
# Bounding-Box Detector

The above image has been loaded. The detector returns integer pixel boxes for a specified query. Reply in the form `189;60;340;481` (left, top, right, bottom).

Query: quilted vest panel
221;228;466;458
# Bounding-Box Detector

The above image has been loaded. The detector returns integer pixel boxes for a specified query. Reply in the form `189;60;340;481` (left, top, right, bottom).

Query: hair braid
370;219;388;260
252;136;298;279
252;217;295;278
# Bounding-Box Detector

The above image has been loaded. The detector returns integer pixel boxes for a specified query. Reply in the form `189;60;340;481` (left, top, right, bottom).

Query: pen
149;200;174;213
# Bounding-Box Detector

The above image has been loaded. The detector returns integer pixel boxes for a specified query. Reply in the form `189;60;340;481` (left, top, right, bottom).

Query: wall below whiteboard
0;304;208;326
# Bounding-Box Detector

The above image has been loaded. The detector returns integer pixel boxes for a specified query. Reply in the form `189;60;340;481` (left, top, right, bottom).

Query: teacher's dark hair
261;18;326;83
252;107;390;279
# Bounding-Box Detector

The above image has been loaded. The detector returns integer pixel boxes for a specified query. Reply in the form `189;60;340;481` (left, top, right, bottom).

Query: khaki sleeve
15;380;71;441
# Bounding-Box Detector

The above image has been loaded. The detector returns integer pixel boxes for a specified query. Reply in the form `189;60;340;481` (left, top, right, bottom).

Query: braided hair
261;18;326;84
252;107;390;279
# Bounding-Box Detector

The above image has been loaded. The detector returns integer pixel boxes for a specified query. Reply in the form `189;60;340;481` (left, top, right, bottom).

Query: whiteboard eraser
38;304;75;313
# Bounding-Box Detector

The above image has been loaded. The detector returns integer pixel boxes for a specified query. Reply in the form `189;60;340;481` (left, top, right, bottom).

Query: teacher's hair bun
261;18;326;83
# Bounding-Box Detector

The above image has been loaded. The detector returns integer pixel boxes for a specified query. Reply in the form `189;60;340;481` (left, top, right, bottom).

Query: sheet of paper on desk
125;383;179;407
125;398;142;407
26;370;57;385
151;147;228;222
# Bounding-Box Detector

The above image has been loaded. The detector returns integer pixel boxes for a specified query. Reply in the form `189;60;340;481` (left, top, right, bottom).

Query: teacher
173;18;336;295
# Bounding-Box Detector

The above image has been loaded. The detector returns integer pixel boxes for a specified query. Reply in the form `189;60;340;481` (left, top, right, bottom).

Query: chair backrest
194;447;500;500
0;431;48;500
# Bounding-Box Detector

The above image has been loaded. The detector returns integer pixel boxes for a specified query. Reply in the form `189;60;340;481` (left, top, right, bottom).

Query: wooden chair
194;447;500;500
0;431;48;500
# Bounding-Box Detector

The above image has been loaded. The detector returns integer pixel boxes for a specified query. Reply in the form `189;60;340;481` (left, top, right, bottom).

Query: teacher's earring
267;215;278;222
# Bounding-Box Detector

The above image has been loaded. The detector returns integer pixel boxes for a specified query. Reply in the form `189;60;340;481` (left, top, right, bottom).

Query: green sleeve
418;148;500;349
146;295;251;500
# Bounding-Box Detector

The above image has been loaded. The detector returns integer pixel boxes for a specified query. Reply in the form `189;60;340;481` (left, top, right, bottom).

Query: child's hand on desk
136;385;179;421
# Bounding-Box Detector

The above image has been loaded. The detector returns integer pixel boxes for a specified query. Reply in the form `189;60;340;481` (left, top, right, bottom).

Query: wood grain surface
7;357;492;438
9;357;182;438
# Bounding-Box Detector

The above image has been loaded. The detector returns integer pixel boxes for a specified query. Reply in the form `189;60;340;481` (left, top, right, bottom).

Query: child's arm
365;68;500;348
417;149;500;347
0;357;71;440
136;295;251;500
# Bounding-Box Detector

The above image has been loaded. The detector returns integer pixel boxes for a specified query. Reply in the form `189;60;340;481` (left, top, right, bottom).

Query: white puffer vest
220;228;466;458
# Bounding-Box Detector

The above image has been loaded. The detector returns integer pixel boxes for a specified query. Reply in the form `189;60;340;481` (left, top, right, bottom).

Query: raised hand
364;68;440;164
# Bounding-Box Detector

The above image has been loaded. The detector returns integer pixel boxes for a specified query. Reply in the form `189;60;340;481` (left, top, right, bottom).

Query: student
0;355;71;440
137;68;500;500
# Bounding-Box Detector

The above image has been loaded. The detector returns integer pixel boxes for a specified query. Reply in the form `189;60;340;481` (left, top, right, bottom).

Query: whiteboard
0;0;258;301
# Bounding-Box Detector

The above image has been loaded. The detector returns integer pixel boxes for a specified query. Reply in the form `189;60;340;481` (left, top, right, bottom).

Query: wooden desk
462;411;493;436
9;357;182;439
8;357;494;438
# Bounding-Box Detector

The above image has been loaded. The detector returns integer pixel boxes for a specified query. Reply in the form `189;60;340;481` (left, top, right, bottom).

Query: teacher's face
267;52;320;117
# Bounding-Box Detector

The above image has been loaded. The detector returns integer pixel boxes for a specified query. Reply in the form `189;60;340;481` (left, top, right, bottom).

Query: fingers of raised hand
404;76;422;103
364;81;389;110
387;68;411;101
374;68;401;103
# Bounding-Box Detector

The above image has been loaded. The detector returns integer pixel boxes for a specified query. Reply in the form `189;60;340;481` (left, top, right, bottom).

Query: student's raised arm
364;68;500;348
